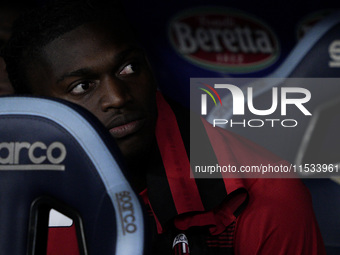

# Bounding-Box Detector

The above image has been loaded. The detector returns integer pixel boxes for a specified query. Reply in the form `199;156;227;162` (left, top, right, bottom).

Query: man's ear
25;57;52;96
0;57;14;95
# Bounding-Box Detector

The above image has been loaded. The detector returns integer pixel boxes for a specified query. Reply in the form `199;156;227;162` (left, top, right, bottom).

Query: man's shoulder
165;95;283;165
201;117;284;166
246;178;311;206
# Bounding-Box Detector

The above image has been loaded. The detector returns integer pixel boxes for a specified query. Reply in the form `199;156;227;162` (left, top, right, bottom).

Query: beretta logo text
169;7;280;73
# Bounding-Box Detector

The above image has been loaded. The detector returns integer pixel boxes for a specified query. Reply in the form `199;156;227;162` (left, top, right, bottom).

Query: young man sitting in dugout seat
2;0;326;254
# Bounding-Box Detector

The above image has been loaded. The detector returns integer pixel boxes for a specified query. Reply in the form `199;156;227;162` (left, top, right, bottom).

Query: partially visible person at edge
1;0;326;254
0;1;30;95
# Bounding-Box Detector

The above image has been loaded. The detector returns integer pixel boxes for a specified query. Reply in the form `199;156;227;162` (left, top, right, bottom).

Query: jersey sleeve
233;178;326;255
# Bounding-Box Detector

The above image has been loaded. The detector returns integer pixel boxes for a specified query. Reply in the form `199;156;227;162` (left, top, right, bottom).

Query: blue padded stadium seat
0;96;147;255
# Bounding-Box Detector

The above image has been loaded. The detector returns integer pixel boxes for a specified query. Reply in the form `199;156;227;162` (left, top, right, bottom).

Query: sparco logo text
0;141;66;170
116;191;137;235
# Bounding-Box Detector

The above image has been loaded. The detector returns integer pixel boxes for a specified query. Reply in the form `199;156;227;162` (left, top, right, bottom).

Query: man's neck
126;138;160;193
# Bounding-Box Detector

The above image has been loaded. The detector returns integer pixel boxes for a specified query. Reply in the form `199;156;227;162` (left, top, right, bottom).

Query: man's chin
117;139;145;162
117;134;156;166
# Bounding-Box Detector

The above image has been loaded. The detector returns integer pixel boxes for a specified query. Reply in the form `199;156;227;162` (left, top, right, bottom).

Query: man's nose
100;77;132;111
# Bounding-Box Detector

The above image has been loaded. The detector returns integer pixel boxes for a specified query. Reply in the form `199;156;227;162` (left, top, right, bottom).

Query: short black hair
1;0;128;93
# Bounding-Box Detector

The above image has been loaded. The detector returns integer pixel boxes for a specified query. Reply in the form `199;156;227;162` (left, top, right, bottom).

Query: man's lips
106;114;146;139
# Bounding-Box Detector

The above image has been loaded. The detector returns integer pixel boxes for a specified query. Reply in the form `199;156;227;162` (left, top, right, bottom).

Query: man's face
27;21;158;162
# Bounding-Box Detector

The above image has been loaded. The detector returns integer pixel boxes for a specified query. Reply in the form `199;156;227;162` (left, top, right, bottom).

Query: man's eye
70;81;94;95
120;63;137;75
